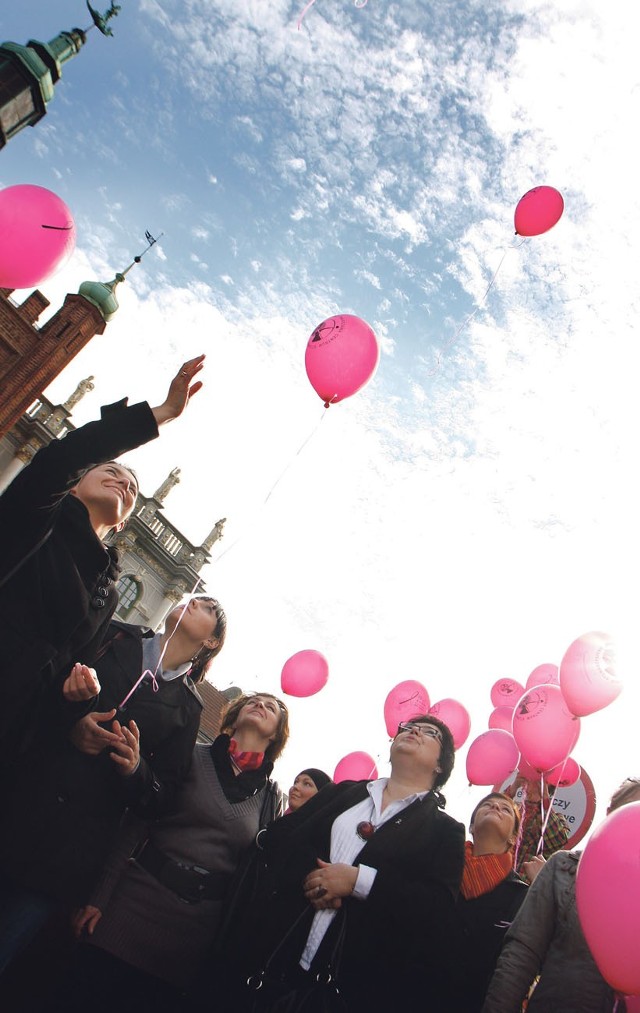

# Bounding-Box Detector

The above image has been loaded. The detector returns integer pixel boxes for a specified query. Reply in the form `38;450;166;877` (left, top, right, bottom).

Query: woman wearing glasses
482;776;640;1013
234;715;465;1012
453;792;528;1011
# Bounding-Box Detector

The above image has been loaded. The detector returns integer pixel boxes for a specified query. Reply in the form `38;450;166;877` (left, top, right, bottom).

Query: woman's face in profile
288;773;319;811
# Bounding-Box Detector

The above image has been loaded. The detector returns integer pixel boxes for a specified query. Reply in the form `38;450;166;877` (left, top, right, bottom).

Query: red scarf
460;840;513;899
229;738;265;772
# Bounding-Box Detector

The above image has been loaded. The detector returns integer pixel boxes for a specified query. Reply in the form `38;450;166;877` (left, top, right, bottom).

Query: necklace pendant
356;820;376;841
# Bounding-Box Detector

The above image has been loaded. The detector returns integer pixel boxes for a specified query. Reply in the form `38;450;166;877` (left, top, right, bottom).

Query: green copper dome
78;272;125;322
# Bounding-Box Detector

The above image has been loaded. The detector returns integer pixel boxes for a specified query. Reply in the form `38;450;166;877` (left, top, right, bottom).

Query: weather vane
85;2;122;37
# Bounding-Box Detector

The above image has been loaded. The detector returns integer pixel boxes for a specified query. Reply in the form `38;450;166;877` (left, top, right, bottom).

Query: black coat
453;871;528;1012
245;780;466;1012
0;622;203;904
0;398;158;762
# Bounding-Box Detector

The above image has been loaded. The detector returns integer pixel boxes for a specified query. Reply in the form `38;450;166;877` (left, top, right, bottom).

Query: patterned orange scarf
460;840;513;899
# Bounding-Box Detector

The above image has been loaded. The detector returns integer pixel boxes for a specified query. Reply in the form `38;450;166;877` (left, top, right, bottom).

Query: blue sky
2;0;639;827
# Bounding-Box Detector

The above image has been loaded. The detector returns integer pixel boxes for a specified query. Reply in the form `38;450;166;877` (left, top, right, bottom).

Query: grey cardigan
482;850;616;1013
87;744;273;988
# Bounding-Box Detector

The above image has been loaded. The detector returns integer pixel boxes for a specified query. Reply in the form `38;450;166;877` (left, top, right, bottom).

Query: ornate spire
202;518;227;551
63;375;95;412
77;230;163;322
0;4;123;149
153;467;181;504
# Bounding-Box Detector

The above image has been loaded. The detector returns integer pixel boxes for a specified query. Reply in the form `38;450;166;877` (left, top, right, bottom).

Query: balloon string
298;0;368;29
211;407;328;565
426;236;528;377
297;0;317;29
118;575;203;710
536;772;555;856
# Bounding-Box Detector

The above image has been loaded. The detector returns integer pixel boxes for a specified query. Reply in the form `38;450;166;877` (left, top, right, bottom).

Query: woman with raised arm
0;355;205;763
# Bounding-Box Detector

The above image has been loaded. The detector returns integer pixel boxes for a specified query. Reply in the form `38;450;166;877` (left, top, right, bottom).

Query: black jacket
0;398;159;762
0;622;203;904
454;871;528;1012
244;780;466;1012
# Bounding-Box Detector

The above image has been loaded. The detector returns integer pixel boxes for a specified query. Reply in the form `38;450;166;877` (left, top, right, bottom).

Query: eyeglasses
397;721;443;743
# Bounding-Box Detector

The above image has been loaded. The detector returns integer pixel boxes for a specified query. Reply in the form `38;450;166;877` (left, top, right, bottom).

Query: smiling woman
0;357;205;764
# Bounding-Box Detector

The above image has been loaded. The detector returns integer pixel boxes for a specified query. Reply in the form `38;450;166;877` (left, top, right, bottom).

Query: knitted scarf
460;840;513;899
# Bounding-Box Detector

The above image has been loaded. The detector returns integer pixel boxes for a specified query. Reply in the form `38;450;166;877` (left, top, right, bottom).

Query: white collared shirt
299;778;429;970
141;632;192;683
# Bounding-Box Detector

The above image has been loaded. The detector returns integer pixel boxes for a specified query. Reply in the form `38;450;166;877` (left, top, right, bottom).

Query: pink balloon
488;706;513;733
304;314;379;407
465;729;519;787
333;751;378;783
517;756;541;781
514;185;564;237
383;680;430;738
559;631;621;717
512;685;581;772
526;663;559;689
0;184;76;289
576;802;640;994
623;996;640;1013
281;649;329;697
429;698;471;749
546;756;581;788
490;678;525;709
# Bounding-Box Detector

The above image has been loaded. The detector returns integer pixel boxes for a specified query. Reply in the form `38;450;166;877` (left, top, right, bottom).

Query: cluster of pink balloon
465;630;621;788
0;184;76;290
383;680;471;749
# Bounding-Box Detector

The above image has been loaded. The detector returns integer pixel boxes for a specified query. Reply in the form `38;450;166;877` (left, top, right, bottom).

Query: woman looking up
233;715;465;1013
56;693;289;1013
454;792;528;1011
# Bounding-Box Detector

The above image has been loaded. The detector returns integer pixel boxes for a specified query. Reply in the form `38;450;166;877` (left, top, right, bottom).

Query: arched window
116;574;141;613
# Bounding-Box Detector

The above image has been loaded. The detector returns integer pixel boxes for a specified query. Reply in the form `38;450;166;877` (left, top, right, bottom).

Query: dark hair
469;792;522;847
221;692;290;762
188;596;227;683
297;768;332;791
608;776;640;814
85;460;139;496
394;714;455;789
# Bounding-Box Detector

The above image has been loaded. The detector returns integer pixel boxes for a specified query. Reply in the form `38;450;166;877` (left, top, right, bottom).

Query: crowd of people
0;357;637;1012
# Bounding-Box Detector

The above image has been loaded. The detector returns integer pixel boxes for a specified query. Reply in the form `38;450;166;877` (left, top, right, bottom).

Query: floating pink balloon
333;751;378;783
0;184;76;289
465;729;519;787
429;698;471;750
488;706;513;733
305;314;379;408
576;802;640;995
514;185;564;237
546;756;581;788
383;680;430;738
526;663;559;689
512;684;580;772
559;631;621;717
490;678;525;710
281;649;329;697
